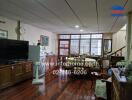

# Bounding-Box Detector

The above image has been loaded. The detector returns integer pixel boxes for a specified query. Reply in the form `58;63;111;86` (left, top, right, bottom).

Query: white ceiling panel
65;0;97;29
98;0;127;33
0;0;131;33
111;16;127;32
7;0;66;26
37;0;81;26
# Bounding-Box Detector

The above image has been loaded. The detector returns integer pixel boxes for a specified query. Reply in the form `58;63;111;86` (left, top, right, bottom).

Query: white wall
112;30;126;56
103;33;112;39
0;16;58;54
0;16;17;39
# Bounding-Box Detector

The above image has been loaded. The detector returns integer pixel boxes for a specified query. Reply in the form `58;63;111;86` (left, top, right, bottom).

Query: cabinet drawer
0;66;13;88
0;61;33;90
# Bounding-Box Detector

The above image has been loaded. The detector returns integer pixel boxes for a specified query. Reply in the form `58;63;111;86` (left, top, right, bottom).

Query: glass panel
104;39;112;54
59;35;70;39
71;35;80;39
60;49;68;55
70;40;79;54
81;35;90;39
59;34;103;56
91;39;102;55
80;39;90;55
91;34;102;38
60;41;69;48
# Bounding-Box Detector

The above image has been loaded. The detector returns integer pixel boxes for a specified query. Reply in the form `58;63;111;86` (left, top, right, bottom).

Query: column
126;12;132;63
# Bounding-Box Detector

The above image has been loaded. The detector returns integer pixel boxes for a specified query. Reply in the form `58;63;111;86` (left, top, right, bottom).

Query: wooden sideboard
112;68;132;100
0;61;33;90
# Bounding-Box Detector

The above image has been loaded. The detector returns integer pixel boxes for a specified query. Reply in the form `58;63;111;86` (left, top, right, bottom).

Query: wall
0;16;17;39
103;33;112;39
21;24;58;54
127;12;132;62
112;29;126;57
0;16;58;54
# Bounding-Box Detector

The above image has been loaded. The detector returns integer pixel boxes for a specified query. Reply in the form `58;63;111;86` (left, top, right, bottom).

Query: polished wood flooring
0;68;99;100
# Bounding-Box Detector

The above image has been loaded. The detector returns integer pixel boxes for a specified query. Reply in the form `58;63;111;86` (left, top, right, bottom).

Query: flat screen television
0;39;29;64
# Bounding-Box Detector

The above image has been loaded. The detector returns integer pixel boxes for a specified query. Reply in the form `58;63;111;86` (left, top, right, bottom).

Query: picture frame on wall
0;29;8;38
40;35;49;46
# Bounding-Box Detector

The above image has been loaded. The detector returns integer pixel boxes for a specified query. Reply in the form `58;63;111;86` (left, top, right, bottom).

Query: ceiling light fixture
75;25;79;28
80;29;84;32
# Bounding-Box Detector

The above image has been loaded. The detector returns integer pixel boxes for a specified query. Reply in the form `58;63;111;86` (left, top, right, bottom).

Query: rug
95;80;107;99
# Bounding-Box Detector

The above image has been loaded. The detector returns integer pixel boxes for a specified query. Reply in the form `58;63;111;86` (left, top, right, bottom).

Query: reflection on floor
0;68;97;100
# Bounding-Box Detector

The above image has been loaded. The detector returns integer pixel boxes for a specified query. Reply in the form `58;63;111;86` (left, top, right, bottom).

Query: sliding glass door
59;40;70;56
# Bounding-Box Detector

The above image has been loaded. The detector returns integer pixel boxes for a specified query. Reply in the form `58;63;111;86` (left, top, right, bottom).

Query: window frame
58;33;103;56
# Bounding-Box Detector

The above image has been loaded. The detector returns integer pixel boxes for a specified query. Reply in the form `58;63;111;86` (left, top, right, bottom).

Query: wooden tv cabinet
0;61;33;90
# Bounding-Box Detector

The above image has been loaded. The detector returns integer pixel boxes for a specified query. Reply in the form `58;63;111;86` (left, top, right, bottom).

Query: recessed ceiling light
75;25;79;28
80;29;84;32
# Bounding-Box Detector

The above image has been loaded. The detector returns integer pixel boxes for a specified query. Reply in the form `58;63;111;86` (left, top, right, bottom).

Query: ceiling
0;0;131;34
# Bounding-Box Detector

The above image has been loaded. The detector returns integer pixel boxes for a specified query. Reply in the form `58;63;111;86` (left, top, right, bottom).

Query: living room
0;0;132;100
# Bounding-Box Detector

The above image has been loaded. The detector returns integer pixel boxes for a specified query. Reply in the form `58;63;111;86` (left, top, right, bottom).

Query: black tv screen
0;39;29;62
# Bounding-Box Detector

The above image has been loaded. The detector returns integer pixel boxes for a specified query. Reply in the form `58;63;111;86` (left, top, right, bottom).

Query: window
70;40;79;54
59;35;70;39
91;34;102;38
60;41;69;48
103;39;112;54
60;49;68;55
81;35;90;39
90;34;102;55
71;35;80;39
59;40;70;56
80;34;90;55
91;39;102;55
80;39;90;55
59;34;103;56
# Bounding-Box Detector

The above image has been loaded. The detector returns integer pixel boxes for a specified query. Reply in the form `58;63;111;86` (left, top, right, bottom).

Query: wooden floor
0;68;98;100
